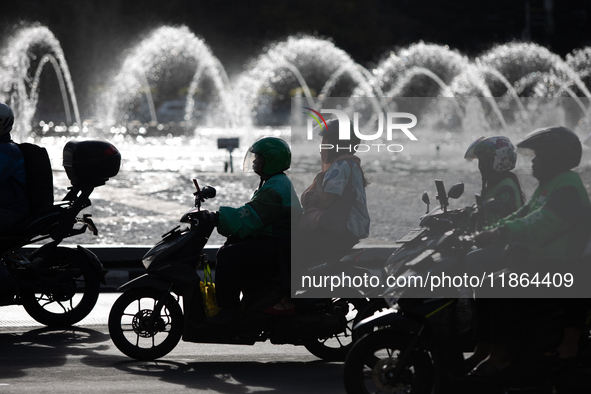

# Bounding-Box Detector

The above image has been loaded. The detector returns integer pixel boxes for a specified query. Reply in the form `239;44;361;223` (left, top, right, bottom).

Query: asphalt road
0;294;347;394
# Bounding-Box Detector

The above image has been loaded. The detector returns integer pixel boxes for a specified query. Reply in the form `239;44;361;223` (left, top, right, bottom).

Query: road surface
0;293;347;393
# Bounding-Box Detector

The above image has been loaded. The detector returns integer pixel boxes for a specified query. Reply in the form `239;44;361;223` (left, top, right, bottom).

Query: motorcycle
108;179;368;361
344;228;478;394
351;180;470;339
344;191;591;393
0;140;121;326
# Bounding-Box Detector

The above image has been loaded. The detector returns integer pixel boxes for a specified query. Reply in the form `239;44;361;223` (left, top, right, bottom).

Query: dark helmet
0;103;15;136
516;126;582;171
464;136;517;173
243;136;291;175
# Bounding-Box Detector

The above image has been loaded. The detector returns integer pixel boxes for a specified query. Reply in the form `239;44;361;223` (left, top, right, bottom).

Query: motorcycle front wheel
343;329;434;394
304;298;369;362
22;247;100;326
108;287;183;361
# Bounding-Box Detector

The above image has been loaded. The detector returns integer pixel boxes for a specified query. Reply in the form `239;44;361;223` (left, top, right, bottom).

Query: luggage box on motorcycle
63;140;121;187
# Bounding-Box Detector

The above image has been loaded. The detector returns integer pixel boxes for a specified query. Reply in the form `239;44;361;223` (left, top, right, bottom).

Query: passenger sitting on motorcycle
473;126;591;375
0;103;27;292
295;119;370;266
210;137;302;320
463;135;525;227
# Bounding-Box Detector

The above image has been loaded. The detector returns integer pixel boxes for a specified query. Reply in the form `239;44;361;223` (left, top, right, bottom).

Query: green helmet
243;137;291;175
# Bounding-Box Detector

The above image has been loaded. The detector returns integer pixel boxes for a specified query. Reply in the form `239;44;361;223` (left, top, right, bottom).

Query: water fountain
98;26;234;131
2;24;591;245
0;24;81;141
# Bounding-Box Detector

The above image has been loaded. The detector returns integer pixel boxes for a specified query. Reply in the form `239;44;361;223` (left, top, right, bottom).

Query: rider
0;103;28;291
211;136;302;320
474;126;591;374
463;135;525;227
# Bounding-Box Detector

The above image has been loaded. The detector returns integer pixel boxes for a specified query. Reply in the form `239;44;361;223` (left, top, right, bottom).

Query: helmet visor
464;136;485;160
243;150;256;172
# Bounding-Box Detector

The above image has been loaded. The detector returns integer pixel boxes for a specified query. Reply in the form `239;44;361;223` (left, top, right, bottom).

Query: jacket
495;171;591;262
217;173;302;239
0;140;28;214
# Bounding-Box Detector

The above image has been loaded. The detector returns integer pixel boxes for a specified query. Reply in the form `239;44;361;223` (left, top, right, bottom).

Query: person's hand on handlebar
195;210;219;225
474;228;501;247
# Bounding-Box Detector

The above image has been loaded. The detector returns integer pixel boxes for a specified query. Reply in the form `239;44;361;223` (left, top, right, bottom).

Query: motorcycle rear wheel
108;287;183;361
344;329;434;394
22;247;100;327
304;298;369;362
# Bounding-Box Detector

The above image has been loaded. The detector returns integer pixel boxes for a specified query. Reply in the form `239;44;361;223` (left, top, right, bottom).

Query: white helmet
464;136;517;173
0;103;15;136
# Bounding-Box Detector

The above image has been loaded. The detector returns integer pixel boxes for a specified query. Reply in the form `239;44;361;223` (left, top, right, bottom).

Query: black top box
63;140;121;187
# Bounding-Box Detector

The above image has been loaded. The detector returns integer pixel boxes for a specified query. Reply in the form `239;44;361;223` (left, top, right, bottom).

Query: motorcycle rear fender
76;245;107;285
118;273;171;292
353;308;422;332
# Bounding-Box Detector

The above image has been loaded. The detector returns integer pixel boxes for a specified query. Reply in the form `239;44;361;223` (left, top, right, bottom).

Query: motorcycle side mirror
422;191;430;214
447;183;464;199
201;186;216;199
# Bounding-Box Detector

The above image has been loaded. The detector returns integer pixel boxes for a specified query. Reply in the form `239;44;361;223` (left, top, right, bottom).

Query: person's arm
315;160;353;209
498;184;585;245
217;180;285;238
313;171;339;208
485;203;529;230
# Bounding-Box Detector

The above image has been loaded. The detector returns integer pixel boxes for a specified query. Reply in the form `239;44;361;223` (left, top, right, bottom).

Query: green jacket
457;175;522;232
483;176;523;226
494;171;591;261
217;173;302;239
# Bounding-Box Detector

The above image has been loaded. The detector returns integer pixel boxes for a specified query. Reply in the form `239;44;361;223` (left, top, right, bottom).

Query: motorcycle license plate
396;228;427;243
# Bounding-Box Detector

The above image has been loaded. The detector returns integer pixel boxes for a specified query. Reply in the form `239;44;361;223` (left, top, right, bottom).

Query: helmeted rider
473;126;591;374
478;127;591;267
210;136;302;321
464;135;525;227
0;103;27;292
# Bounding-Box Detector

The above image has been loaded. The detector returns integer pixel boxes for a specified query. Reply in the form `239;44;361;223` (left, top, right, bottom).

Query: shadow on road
113;359;344;393
0;326;111;378
0;325;346;393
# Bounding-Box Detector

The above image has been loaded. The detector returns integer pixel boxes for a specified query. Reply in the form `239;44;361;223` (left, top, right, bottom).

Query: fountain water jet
234;36;384;128
2;25;591;142
99;26;232;129
0;25;81;140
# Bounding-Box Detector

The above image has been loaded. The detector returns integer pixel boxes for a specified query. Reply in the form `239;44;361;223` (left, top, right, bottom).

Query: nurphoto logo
302;107;418;153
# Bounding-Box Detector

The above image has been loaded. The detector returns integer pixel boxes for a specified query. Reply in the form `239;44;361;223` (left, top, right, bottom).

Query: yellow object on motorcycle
200;261;220;317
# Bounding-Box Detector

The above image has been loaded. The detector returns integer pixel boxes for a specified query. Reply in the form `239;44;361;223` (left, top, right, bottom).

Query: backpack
17;143;54;215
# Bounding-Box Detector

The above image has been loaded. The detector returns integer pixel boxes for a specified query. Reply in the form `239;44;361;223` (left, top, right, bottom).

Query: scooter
344;229;478;394
345;220;591;393
0;140;121;326
343;181;485;393
108;179;368;361
351;180;470;339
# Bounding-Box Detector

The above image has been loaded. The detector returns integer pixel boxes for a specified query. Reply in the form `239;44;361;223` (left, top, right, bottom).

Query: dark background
1;0;590;117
